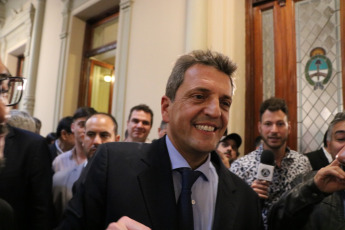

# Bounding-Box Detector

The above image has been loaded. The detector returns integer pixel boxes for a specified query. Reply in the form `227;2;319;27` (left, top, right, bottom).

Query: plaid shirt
230;145;312;229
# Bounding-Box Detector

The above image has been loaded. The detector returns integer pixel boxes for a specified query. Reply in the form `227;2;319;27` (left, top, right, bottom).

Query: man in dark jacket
269;111;345;230
58;50;264;230
0;57;53;230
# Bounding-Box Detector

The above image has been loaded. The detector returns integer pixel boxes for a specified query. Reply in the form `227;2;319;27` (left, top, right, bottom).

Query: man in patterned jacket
230;97;312;229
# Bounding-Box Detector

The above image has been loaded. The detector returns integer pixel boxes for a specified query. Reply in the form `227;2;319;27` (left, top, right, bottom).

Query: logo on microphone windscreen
261;168;271;178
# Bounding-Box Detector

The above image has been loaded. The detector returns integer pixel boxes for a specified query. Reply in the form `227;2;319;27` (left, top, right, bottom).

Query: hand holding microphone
251;150;275;199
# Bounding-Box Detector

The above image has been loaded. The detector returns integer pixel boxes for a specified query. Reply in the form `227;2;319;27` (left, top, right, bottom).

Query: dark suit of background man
269;111;345;230
59;50;263;230
50;116;75;160
305;131;331;170
0;58;53;229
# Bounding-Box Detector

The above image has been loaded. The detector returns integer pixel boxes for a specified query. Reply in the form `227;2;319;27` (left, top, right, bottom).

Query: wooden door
245;0;345;154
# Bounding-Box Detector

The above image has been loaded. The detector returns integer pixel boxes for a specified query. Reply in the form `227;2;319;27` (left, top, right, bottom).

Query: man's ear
161;96;171;123
71;122;75;133
115;135;120;142
60;130;68;140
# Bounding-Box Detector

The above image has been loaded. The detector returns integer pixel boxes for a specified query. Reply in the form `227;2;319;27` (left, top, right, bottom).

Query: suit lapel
137;138;178;229
211;152;237;230
4;125;15;158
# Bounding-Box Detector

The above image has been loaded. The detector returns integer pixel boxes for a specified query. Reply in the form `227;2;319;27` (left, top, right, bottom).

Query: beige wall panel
34;0;64;135
124;0;186;141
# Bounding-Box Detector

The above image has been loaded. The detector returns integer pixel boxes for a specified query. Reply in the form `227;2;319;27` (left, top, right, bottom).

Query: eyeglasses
0;74;25;106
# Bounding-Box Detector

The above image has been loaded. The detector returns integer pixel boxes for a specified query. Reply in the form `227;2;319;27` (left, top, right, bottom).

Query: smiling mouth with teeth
195;125;216;132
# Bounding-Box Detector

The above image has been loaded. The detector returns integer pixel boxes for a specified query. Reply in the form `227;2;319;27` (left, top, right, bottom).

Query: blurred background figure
7;109;36;133
52;107;96;173
49;116;75;160
124;104;153;143
254;135;263;150
53;112;119;221
33;117;42;134
45;132;57;145
304;131;331;170
0;58;53;229
157;120;167;138
216;133;242;168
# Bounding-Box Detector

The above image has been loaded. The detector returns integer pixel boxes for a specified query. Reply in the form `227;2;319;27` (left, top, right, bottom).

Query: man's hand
314;159;345;194
251;179;270;199
106;216;151;230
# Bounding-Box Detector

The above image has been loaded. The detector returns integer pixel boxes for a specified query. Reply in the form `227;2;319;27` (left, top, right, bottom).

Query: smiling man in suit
59;50;263;230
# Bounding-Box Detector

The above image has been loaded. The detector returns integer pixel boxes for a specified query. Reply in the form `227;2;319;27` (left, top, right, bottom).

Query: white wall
227;0;246;156
2;0;246;147
34;0;64;135
123;0;186;141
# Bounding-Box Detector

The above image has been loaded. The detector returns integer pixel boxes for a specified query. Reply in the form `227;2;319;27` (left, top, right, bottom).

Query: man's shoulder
7;125;44;142
285;149;312;174
103;141;152;154
304;149;324;159
305;148;323;155
53;164;83;186
55;149;73;159
229;150;259;182
288;149;311;162
53;149;73;165
232;150;260;165
98;140;162;162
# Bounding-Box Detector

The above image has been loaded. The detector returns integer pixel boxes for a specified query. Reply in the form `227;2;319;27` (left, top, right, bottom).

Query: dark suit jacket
59;138;263;230
305;148;329;170
49;141;58;161
0;125;54;230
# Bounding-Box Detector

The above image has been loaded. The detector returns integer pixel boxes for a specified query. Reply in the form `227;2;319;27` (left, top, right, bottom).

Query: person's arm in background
268;155;345;230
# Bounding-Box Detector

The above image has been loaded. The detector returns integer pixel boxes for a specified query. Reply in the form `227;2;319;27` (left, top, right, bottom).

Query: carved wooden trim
253;0;286;7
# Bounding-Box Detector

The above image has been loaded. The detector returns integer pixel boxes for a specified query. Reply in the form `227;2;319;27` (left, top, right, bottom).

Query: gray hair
165;50;237;101
327;112;345;141
7;109;36;133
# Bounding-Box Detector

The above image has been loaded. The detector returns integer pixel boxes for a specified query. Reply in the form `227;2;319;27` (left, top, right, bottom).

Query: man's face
0;62;10;122
83;114;119;158
327;121;345;159
216;139;238;161
258;110;290;151
158;126;167;138
71;117;87;144
162;64;232;158
62;130;75;150
127;110;152;142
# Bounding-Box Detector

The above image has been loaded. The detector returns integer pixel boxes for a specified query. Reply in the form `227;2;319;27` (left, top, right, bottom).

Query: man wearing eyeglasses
0;58;54;229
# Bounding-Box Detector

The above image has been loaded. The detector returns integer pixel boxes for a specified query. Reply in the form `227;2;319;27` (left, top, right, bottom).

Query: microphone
257;150;275;182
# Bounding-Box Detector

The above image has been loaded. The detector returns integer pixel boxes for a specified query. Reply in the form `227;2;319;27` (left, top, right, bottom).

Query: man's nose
93;134;102;145
204;98;221;118
271;124;279;132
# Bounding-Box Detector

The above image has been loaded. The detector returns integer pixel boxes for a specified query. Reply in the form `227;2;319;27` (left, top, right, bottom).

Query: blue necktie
177;167;202;230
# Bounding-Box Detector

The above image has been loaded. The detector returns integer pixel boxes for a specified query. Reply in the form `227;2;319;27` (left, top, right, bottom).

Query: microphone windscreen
260;150;274;166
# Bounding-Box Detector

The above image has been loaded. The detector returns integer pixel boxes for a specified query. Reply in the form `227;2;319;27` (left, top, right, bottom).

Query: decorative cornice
1;3;35;38
120;0;133;10
253;0;286;7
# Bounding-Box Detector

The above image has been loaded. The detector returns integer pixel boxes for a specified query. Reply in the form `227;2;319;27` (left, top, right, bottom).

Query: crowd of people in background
1;50;345;230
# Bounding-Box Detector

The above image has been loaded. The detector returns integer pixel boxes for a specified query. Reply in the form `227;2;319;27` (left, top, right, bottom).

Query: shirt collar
322;147;333;163
257;143;294;160
166;135;211;181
